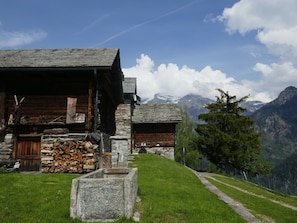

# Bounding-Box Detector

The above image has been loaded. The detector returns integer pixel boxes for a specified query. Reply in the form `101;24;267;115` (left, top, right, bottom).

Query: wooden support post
66;97;77;124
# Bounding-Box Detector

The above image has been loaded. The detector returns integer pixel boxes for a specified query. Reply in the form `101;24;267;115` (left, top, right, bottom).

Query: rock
4;134;14;144
133;211;140;222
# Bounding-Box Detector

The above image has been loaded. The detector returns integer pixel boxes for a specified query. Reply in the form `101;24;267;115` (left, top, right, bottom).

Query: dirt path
206;174;297;211
189;169;262;223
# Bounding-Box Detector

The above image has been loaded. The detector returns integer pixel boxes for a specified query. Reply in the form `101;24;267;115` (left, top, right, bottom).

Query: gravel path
189;169;262;223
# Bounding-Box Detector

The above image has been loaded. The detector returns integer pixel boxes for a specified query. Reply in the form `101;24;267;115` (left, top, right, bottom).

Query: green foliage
195;89;270;176
175;106;211;170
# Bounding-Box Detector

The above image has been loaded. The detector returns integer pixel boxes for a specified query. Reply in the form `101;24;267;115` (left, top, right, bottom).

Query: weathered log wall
133;123;176;147
3;71;94;130
7;95;89;125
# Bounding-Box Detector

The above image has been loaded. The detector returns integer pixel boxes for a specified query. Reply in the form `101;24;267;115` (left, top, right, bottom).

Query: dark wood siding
133;123;176;147
0;92;5;129
7;95;89;124
4;70;94;131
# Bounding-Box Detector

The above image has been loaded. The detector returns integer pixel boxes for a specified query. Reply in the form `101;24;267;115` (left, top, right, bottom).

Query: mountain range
143;86;297;195
251;86;297;165
145;93;265;122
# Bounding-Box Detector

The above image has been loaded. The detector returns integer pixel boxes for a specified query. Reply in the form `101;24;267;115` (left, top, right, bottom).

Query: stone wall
135;146;175;160
115;104;131;153
0;134;14;168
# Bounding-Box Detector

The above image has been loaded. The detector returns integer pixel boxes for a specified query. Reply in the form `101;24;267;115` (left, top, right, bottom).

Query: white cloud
215;0;297;102
253;61;297;89
124;0;297;104
218;0;297;61
0;29;47;48
123;54;273;102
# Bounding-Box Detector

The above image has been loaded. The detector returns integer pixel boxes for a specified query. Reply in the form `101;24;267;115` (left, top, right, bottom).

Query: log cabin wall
5;70;93;132
132;104;182;160
133;123;176;147
0;48;124;172
132;123;176;160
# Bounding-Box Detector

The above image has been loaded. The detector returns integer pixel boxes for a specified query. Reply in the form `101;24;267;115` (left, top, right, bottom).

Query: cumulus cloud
123;54;272;102
216;0;297;101
124;1;297;104
0;29;47;48
218;0;297;61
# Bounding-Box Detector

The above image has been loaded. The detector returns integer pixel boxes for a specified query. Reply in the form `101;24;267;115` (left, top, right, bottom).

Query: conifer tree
195;89;270;176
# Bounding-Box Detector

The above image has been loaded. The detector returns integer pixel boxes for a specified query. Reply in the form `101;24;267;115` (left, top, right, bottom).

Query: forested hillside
146;86;297;195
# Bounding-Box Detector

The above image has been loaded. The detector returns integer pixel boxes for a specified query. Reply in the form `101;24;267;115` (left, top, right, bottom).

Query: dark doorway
15;135;41;171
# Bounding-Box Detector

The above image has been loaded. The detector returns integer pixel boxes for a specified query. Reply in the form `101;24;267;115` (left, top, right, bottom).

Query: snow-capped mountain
142;93;265;122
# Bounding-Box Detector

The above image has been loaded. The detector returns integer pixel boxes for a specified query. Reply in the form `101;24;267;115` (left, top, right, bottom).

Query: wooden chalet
0;48;124;171
132;104;182;159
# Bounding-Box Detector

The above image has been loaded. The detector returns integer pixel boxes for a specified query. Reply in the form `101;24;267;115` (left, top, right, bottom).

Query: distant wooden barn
0;48;124;171
132;104;182;159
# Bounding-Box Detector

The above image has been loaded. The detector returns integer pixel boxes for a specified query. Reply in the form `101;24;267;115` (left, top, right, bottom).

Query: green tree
175;106;200;169
195;89;270;176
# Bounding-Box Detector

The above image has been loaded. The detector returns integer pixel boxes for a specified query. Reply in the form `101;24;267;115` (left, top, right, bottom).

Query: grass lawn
212;175;297;207
0;154;245;223
208;177;297;223
128;154;245;223
0;173;82;223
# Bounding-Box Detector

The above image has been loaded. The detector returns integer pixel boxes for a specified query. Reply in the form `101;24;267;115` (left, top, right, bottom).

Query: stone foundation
0;134;15;168
134;146;174;160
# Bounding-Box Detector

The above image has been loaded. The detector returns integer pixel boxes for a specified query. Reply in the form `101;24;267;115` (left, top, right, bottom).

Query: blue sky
1;0;296;102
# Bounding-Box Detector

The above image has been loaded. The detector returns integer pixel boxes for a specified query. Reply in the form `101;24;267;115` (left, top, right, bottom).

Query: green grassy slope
208;175;297;223
128;154;245;223
0;173;81;223
1;154;295;222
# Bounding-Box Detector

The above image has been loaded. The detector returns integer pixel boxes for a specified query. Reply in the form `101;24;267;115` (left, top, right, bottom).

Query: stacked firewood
41;140;98;173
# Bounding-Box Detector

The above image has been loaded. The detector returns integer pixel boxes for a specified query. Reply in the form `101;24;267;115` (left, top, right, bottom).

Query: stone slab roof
132;104;182;124
0;48;120;69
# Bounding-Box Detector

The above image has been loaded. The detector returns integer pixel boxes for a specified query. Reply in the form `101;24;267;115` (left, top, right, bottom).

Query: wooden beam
66;97;77;124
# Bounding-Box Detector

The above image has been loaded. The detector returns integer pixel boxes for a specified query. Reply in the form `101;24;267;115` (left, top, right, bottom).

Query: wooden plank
16;137;41;171
87;80;93;130
66;97;77;124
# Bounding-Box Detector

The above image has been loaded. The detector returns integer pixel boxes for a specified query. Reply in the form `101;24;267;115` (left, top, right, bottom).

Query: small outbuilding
132;104;182;159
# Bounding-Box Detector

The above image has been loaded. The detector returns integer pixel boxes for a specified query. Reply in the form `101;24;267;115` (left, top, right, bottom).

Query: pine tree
195;89;270;176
